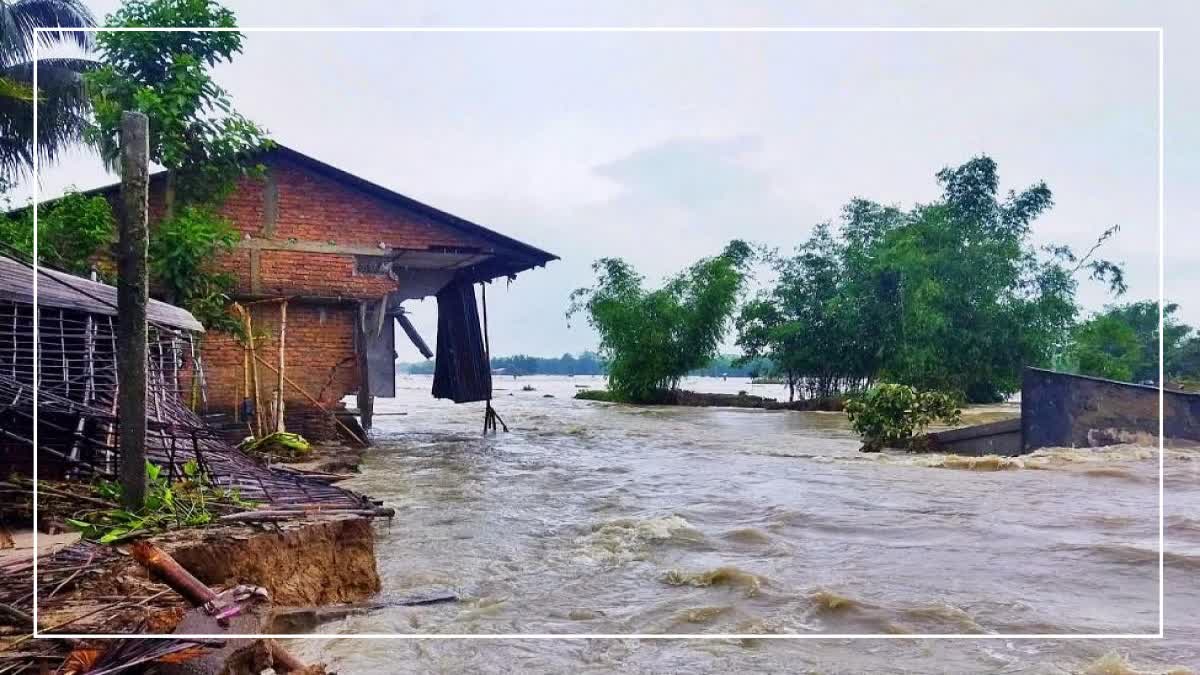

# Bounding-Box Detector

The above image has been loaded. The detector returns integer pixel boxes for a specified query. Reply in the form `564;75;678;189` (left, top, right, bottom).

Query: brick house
89;144;556;441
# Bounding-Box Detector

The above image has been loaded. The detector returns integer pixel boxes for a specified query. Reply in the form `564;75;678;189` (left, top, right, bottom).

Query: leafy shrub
148;205;239;331
844;383;961;452
66;460;253;543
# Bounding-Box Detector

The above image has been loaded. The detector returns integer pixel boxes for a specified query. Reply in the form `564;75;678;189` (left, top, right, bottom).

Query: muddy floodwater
292;376;1199;673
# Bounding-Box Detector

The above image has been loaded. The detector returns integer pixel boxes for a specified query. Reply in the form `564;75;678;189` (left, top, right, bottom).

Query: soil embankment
576;388;844;411
163;515;380;606
33;515;380;636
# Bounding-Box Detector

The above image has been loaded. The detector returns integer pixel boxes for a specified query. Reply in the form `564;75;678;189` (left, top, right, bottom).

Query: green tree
1170;335;1200;387
1065;300;1197;385
738;156;1124;404
569;241;753;402
875;157;1123;401
1065;313;1141;381
82;0;269;330
1103;301;1189;383
737;209;902;401
0;0;96;179
85;0;268;202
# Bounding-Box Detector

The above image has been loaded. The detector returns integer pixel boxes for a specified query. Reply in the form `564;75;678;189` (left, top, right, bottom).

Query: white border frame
30;25;1165;641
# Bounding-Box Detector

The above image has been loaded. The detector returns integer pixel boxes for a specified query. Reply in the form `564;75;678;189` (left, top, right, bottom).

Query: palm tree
0;0;95;180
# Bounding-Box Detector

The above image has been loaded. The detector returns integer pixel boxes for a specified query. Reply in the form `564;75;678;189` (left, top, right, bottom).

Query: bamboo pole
276;300;287;433
130;541;216;606
240;331;249;427
252;353;366;446
241;307;263;438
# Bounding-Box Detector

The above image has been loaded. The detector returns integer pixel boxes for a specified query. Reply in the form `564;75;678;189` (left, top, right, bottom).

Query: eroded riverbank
294;376;1198;673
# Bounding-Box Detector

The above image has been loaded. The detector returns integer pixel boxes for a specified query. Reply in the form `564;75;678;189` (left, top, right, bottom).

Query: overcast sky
26;1;1197;359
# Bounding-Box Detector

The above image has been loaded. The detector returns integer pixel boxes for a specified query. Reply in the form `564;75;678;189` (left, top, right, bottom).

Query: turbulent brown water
290;376;1199;673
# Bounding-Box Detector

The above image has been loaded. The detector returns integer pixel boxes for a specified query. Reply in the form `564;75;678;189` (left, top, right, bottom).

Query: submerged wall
927;418;1022;456
1021;367;1200;451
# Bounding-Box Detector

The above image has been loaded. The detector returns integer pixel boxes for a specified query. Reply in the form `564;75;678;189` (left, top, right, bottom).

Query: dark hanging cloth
432;280;493;404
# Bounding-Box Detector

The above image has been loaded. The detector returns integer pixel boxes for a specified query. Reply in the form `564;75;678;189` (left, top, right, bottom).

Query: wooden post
116;111;149;510
253;353;367;446
242;307;263;438
275;299;287;433
356;304;373;431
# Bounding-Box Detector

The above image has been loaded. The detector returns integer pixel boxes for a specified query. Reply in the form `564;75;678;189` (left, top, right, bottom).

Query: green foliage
1171;337;1200;387
737;156;1125;403
78;0;268;332
148;204;238;330
66;460;254;544
1065;313;1141;381
845;383;961;452
0;190;116;276
568;241;754;402
0;0;96;179
85;0;269;203
1064;300;1200;385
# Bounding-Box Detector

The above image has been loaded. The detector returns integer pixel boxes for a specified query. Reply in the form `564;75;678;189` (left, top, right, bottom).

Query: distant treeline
401;352;606;376
399;352;775;378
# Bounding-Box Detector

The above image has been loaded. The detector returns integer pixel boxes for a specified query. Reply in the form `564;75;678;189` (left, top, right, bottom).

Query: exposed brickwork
245;158;488;250
255;250;396;299
200;303;358;440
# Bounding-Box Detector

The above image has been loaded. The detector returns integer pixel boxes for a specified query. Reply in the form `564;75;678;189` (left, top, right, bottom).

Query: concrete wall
1021;367;1200;450
927;418;1022;456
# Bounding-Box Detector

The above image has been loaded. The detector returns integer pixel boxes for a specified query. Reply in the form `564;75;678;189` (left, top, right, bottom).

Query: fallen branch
130;541;216;606
128;542;313;672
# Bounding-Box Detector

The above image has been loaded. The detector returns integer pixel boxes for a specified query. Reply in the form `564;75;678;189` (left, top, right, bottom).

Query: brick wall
257;250;396;298
246;158;488;248
200;302;359;440
205;156;489;300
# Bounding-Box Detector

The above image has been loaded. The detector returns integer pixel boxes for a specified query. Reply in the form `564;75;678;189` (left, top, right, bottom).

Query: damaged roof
0;255;204;332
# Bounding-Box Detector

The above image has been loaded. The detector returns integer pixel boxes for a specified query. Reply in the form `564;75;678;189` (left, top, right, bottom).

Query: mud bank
35;515;380;635
163;515;381;607
576;388;844;411
0;516;382;673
